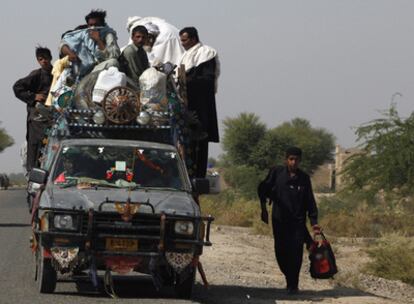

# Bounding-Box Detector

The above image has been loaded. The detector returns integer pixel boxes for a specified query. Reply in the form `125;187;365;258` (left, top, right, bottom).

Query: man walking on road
258;147;321;294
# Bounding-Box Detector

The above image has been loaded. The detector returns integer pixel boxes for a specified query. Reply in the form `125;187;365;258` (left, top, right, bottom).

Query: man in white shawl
125;16;184;66
178;27;220;178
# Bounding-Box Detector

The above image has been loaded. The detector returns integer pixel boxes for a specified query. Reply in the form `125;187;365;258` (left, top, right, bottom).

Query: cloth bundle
139;67;168;111
92;67;127;103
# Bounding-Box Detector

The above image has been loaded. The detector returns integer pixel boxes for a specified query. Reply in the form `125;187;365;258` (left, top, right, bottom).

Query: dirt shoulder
193;225;414;304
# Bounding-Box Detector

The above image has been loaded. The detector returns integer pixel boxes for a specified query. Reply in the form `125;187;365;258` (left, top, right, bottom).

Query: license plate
105;238;138;252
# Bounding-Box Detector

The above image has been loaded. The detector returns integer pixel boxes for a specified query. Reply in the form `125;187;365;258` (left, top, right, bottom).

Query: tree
252;118;335;174
222;113;266;166
222;165;264;199
0;122;13;153
342;104;414;197
220;114;336;199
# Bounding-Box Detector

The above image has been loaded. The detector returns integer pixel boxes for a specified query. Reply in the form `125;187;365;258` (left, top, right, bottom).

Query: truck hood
40;186;199;217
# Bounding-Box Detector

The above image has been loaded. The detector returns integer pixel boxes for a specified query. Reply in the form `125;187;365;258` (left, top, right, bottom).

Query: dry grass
201;190;414;238
199;189;414;286
364;234;414;285
318;194;414;237
200;190;272;235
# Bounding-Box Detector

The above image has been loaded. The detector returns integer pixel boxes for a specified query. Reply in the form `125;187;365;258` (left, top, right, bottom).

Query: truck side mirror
192;178;210;195
29;168;49;185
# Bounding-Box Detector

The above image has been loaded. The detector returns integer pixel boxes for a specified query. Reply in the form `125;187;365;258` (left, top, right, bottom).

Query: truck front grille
81;212;162;252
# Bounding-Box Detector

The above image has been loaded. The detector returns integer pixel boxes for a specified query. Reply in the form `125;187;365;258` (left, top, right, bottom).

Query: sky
1;0;414;173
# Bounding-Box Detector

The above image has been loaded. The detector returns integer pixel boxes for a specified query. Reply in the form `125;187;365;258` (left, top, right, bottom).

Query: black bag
309;232;338;279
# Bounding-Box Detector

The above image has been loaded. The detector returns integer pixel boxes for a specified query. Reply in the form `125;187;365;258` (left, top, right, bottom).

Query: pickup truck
29;131;213;299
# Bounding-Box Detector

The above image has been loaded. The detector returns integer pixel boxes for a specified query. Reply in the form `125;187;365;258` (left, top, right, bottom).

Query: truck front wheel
175;267;196;299
36;247;57;293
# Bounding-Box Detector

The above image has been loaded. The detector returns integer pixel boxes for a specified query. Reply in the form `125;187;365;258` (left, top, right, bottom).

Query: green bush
222;165;265;200
341;105;414;200
365;234;414;285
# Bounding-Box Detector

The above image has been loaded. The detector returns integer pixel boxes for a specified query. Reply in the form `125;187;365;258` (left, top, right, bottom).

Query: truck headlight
53;214;77;230
174;221;194;236
40;213;49;232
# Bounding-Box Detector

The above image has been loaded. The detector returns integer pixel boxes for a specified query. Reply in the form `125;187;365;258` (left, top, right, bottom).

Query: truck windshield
52;145;186;190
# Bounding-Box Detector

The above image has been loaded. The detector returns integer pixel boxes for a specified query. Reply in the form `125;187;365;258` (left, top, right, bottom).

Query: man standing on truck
119;25;149;84
125;16;184;66
60;9;120;77
13;46;53;172
257;147;321;294
179;27;220;178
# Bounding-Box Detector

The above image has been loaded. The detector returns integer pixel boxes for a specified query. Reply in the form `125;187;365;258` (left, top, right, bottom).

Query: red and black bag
309;232;338;279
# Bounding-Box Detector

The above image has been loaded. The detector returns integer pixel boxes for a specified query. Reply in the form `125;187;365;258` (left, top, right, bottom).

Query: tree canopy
342;104;414;197
252;118;335;174
0;122;13;153
222;113;266;167
220;113;335;198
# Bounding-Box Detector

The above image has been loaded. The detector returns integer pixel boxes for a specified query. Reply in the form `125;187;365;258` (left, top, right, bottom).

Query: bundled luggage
92;67;127;103
139;67;168;111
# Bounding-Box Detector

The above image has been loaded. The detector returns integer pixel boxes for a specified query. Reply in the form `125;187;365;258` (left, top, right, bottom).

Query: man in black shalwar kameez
258;147;321;294
179;27;220;178
13;47;53;172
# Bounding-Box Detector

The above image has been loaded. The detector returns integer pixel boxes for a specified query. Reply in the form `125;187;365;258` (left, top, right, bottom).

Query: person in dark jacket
258;147;321;294
179;27;220;178
13;46;53;172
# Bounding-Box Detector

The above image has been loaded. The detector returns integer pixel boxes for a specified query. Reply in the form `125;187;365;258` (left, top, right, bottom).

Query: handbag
309;232;338;279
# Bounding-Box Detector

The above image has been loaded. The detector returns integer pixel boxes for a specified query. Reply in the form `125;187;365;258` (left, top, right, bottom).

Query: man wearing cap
142;22;161;64
124;16;184;66
257;147;320;294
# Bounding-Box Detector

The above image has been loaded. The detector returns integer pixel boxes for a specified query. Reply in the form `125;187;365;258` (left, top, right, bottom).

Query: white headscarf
124;16;184;66
145;22;160;37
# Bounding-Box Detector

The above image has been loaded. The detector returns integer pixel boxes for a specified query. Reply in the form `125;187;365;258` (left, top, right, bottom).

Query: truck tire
27;194;33;214
37;247;57;293
175;268;195;299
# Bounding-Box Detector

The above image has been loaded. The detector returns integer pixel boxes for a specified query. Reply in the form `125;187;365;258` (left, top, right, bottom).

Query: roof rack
48;107;175;144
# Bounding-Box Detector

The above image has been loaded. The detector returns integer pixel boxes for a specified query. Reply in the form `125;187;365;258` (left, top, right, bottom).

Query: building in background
311;145;361;192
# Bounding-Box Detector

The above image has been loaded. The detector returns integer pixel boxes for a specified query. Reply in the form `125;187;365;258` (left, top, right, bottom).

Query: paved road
0;189;217;304
2;190;394;304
